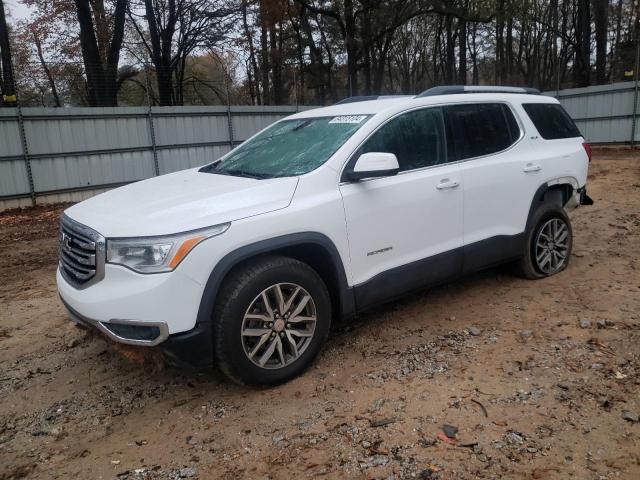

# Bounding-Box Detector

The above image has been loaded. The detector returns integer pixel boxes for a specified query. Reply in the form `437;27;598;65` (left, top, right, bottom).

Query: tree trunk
33;33;61;106
495;0;505;83
242;2;259;104
259;2;270;104
458;17;467;85
505;1;513;83
0;0;16;105
270;22;283;104
471;22;479;84
445;14;455;83
74;0;105;106
593;0;608;84
74;0;126;106
344;0;358;96
574;0;591;87
143;0;175;106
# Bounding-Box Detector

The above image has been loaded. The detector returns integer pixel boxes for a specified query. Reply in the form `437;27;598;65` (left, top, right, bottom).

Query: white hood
65;168;299;237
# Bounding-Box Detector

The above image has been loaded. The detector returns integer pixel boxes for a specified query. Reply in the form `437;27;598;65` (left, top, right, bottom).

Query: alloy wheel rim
241;283;317;369
534;218;569;274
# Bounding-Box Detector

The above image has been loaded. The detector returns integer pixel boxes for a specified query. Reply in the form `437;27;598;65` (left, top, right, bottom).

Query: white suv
57;86;593;385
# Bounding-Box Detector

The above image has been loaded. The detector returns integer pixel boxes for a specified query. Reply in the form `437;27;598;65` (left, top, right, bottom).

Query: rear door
339;107;464;308
444;102;538;273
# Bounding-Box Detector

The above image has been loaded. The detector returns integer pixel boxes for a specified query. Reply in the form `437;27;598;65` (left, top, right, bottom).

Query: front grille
59;215;105;288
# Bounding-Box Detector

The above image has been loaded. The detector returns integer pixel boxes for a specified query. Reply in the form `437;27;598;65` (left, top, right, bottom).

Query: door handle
523;163;542;173
436;179;460;190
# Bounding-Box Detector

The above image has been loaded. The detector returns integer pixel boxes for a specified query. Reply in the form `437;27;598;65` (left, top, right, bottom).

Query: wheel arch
195;233;356;331
525;178;577;232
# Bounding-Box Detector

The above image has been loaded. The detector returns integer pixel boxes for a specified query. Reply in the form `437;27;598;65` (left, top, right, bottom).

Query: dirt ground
1;151;639;480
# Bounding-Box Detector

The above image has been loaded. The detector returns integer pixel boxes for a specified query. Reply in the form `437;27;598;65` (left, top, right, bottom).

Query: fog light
101;322;161;342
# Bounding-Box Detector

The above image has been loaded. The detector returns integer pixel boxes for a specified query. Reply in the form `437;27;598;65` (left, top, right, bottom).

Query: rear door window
522;103;582;140
445;103;521;160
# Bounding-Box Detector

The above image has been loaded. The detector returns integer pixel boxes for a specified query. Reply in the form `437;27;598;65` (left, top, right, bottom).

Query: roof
289;90;558;120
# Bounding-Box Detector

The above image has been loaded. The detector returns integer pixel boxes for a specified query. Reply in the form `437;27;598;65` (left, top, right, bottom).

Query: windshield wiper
292;119;312;131
198;159;222;173
212;169;274;180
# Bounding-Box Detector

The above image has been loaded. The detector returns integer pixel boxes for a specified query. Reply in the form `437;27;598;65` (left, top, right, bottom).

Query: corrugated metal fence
0;105;310;210
1;81;638;211
543;81;640;143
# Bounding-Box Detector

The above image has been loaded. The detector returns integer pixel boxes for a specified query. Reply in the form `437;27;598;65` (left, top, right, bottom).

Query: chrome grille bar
59;215;105;288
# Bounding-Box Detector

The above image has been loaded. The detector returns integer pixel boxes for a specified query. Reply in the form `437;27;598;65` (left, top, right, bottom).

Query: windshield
202;115;370;179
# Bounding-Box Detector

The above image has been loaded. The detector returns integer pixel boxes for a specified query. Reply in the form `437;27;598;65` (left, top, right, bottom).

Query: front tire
212;256;331;386
515;205;573;279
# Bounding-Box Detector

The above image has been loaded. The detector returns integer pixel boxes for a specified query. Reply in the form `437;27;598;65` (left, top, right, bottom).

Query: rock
419;436;437;447
67;338;81;349
518;330;533;341
370;398;385;412
579;319;592;329
442;424;458;438
359;454;389;469
504;431;524;445
597;319;614;329
468;326;481;336
179;467;197;478
361;440;371;449
369;417;396;427
622;411;639;423
272;433;285;445
419;467;435;479
370;455;389;467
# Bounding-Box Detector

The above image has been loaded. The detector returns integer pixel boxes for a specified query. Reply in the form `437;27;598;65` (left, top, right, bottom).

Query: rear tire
212;256;331;386
515;204;573;279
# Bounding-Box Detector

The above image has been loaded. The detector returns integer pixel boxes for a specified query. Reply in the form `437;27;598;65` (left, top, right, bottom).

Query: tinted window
358;107;448;172
445;103;521;160
522;103;581;139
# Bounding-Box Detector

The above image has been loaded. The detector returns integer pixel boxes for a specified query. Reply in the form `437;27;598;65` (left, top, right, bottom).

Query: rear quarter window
522;103;582;140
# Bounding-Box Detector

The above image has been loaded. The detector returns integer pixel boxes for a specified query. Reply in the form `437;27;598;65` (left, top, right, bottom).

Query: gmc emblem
61;232;72;252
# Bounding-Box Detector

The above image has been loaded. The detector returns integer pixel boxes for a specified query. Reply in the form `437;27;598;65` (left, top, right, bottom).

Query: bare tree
74;0;128;106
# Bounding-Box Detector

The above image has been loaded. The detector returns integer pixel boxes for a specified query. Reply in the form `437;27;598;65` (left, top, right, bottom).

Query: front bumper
61;295;214;369
57;262;215;368
56;264;204;335
61;297;169;346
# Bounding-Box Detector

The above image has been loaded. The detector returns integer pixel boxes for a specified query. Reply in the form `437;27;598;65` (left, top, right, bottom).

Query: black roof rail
333;95;412;105
416;85;540;97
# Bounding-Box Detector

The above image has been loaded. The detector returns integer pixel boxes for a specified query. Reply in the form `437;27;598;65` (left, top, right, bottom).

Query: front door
339;107;464;309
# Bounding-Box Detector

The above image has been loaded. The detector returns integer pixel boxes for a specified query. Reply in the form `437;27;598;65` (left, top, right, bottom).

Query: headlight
106;223;230;273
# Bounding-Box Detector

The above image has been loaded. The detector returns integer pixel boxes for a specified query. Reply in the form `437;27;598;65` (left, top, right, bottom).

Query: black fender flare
524;180;576;233
195;232;356;328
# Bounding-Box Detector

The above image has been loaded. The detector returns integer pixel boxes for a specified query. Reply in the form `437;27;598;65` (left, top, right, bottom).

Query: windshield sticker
329;115;367;124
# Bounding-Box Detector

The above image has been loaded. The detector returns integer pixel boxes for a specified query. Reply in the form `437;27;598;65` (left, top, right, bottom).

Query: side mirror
346;152;400;181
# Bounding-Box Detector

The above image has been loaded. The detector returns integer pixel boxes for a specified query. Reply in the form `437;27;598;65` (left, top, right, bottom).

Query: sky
4;0;33;22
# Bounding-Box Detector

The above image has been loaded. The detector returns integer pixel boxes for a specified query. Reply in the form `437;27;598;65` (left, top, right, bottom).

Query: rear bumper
61;297;213;369
578;186;594;205
566;186;594;209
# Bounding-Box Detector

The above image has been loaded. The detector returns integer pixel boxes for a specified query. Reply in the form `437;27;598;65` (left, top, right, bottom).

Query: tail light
582;142;592;162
